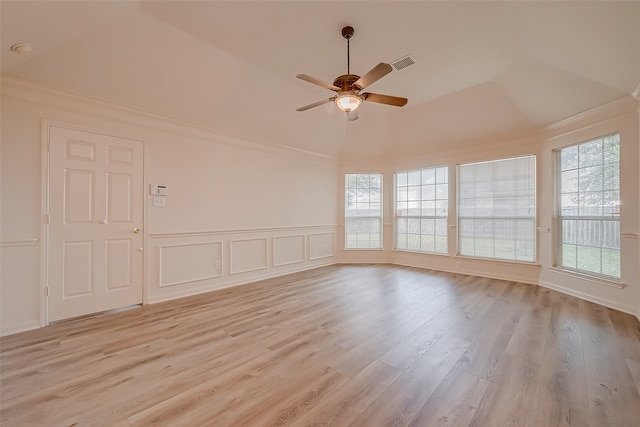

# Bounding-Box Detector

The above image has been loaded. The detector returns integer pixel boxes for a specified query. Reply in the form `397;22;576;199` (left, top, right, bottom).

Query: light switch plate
150;185;168;196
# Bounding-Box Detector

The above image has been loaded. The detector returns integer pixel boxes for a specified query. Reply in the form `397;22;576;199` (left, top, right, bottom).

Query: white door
48;126;144;322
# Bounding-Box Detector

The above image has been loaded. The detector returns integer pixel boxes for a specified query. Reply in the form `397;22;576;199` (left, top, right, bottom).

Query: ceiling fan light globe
335;94;362;112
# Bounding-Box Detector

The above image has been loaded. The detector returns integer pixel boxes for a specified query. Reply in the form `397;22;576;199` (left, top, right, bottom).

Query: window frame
554;133;621;280
344;172;383;250
457;154;537;263
394;166;449;255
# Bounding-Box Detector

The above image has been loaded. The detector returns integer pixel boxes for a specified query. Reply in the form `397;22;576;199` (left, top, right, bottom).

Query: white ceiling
2;1;640;157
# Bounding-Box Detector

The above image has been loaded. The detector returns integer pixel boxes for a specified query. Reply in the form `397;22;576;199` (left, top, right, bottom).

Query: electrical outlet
456;261;463;269
215;260;221;269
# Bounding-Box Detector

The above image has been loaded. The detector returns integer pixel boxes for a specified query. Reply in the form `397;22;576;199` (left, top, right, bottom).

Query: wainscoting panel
146;226;337;304
230;238;268;275
273;234;305;267
159;242;222;287
309;232;335;260
1;240;41;336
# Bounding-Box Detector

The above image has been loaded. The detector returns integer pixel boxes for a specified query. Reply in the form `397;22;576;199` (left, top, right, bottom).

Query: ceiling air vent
391;55;416;71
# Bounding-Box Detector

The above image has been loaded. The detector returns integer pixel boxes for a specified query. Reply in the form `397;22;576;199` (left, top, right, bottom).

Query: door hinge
44;287;50;296
45;214;50;224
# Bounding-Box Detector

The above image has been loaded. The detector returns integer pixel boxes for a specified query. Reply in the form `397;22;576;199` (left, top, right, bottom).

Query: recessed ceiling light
11;43;33;54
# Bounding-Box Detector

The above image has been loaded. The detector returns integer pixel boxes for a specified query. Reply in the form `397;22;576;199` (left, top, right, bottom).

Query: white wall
2;74;638;337
0;77;338;335
338;97;640;317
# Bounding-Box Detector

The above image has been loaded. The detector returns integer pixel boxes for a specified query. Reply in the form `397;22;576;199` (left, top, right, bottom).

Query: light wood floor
2;265;640;426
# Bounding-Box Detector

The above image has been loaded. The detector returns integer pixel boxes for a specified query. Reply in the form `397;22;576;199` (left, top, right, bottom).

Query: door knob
133;228;141;234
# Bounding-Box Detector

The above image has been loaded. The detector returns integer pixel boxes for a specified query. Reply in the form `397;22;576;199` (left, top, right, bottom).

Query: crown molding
539;95;638;138
632;75;640;101
0;75;337;163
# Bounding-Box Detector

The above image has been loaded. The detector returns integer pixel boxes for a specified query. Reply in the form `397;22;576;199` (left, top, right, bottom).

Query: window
395;166;448;254
345;173;382;249
556;134;620;278
458;155;536;262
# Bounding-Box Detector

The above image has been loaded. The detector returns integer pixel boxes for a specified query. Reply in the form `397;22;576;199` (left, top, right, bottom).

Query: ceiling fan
296;26;408;121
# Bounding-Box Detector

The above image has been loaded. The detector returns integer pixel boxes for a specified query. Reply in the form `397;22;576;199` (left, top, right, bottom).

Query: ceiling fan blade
363;92;408;107
296;74;340;91
347;110;359;121
354;63;393;89
296;98;335;112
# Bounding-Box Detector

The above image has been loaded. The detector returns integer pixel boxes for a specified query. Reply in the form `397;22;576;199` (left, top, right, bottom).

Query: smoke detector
11;43;33;54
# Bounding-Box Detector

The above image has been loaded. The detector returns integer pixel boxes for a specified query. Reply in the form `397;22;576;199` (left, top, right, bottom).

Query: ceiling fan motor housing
333;74;362;91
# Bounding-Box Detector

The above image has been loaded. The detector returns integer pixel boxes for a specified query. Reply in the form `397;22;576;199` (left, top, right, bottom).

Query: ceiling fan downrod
342;26;354;75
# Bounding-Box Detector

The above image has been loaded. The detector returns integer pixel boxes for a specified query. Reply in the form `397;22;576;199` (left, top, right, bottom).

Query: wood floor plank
607;308;640;359
226;367;349;427
380;305;461;371
127;323;340;425
289;360;401;426
353;334;471;427
530;300;588;427
505;304;552;365
530;342;589;427
627;357;640;396
453;299;522;381
579;299;640;427
407;368;489;427
2;265;639;426
445;278;497;341
330;314;428;377
546;297;583;355
468;354;542;426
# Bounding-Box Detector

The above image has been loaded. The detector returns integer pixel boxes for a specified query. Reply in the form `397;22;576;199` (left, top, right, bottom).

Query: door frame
40;119;147;326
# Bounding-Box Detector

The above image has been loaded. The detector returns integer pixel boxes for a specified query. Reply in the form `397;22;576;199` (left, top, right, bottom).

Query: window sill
393;249;449;257
343;248;385;251
454;255;540;268
547;266;624;289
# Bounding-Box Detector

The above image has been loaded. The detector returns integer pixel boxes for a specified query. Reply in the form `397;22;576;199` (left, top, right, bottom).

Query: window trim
553;132;621;280
344;172;383;250
394;166;449;255
548;266;624;289
456;154;537;263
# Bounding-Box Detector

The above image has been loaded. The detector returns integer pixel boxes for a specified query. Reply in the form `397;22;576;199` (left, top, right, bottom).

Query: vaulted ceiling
2;1;640;158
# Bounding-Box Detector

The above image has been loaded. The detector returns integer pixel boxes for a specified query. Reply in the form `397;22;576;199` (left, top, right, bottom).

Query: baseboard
389;260;539;285
1;320;41;337
538;280;637;316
